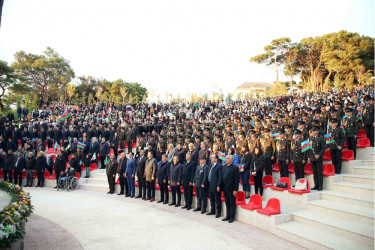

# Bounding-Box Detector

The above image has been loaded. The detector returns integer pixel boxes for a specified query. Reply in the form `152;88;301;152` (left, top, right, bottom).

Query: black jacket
25;156;37;171
204;162;223;192
157;161;170;184
250;154;266;173
2;154;16;170
36;156;47;173
240;152;252;171
54;155;67;173
193;163;208;186
219;164;240;192
14;156;26;172
136;156;147;177
181;160;196;187
117;157;127;174
168;162;182;185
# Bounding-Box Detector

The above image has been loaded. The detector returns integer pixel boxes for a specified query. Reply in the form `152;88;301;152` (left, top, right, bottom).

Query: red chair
323;164;335;176
32;171;37;179
50;155;57;161
193;186;196;196
181;186;184;194
89;163;97;171
109;149;114;155
115;177;120;184
358;130;367;139
68;155;72;161
357;138;370;148
46;148;54;154
236;191;246;206
221;191;225;202
288;179;310;194
272;162;280;172
75;172;80;179
323;150;332;161
288;162;295;174
132;143;136;148
135;181;139;187
304;163;313;175
342;150;354;161
0;170;3;178
155;183;160;190
125;143;128;149
81;165;85;171
257;198;280;216
270;177;290;191
262;175;274;188
344;141;348;148
240;194;262;210
249;175;254;185
22;171;26;178
45;171;56;180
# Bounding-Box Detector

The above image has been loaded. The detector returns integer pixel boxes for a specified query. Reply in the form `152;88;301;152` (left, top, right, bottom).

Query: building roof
236;82;273;89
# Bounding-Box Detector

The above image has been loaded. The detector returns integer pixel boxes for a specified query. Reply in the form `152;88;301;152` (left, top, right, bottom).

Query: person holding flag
342;108;358;159
290;130;306;182
307;127;326;191
326;118;345;174
99;138;110;169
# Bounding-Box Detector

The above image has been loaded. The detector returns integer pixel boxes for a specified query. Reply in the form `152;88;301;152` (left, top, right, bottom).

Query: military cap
345;108;353;113
331;118;339;123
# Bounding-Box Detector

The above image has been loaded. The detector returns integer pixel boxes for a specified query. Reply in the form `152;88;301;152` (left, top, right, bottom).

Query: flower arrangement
0;181;34;248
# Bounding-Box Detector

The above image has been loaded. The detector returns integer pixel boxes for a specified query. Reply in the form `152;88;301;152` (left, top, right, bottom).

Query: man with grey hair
157;154;170;204
218;155;239;223
25;151;37;187
116;152;127;195
181;152;196;210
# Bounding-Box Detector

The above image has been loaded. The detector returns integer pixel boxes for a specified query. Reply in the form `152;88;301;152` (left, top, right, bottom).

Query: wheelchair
57;175;80;191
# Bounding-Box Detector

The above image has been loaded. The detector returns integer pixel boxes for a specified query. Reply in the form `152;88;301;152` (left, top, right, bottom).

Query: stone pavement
22;188;303;250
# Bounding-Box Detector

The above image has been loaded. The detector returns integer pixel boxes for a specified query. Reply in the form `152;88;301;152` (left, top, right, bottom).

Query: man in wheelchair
58;163;76;188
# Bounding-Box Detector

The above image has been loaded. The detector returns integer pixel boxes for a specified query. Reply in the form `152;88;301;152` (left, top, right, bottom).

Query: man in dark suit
89;137;100;162
2;149;15;182
218;155;239;223
116;152;127;195
54;151;67;188
205;153;223;218
157;154;170;204
193;156;209;214
135;150;147;199
13;151;26;186
181;152;196;210
308;127;326;191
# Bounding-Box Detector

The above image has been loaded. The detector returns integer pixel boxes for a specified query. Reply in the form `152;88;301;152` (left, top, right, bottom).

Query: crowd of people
0;85;374;223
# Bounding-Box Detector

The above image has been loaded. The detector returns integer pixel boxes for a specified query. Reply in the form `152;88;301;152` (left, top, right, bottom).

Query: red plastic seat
33;171;37;178
344;140;348;148
115;177;120;184
193;186;196;196
257;198;280;216
81;165;85;170
236;191;246;206
135;181;139;187
75;172;80;179
304;163;313;175
132;143;136;148
68;155;72;161
288;162;295;174
0;170;3;178
323;150;332;161
221;191;225;202
89;163;97;171
342;150;354;161
270;177;290;191
323;164;335;176
22;171;26;178
357;138;370;148
358;130;367;139
272;162;280;172
46;148;54;154
155;183;160;190
125;143;128;149
262;175;274;188
45;171;56;180
288;179;310;194
240;194;262;210
109;149;114;155
249;175;254;185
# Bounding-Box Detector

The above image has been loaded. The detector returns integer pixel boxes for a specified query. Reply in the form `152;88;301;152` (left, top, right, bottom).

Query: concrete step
333;181;374;196
362;160;375;167
292;210;374;243
307;199;374;225
276;221;373;250
85;177;108;185
353;166;374;176
79;182;119;193
340;174;374;185
320;190;374;208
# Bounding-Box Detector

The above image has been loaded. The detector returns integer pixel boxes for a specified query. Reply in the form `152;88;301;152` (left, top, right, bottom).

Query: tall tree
0;61;18;110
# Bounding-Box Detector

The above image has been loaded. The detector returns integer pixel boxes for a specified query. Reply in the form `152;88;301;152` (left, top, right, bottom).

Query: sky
0;0;374;98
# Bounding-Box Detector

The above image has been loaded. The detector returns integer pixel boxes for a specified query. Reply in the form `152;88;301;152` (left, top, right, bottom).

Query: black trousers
14;170;22;186
208;189;222;215
126;141;132;153
100;156;106;169
330;149;342;174
107;174;115;193
183;186;192;207
224;189;236;220
3;169;12;182
265;157;272;176
37;172;44;187
146;180;155;199
137;175;146;198
55;171;61;186
253;171;263;196
196;186;207;211
118;174;128;194
278;160;288;178
311;161;323;189
346;137;357;159
171;185;181;204
294;162;304;180
364;124;374;147
159;182;169;202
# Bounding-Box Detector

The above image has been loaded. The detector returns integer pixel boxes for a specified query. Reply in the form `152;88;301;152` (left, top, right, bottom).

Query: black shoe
311;186;318;190
215;214;221;218
24;185;29;187
201;210;206;214
222;217;229;221
126;194;131;197
206;212;215;215
193;208;201;212
175;204;180;207
131;195;135;198
135;195;142;199
35;185;39;187
186;206;192;210
168;203;176;206
53;186;57;188
181;205;188;209
117;193;124;195
84;176;88;178
317;187;323;191
157;200;164;203
107;192;112;194
110;192;114;194
292;185;295;188
228;218;234;223
163;201;169;205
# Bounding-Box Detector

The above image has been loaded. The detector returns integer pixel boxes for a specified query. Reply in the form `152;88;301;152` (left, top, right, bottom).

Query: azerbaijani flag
58;107;70;121
0;148;5;157
237;164;244;171
31;138;38;143
66;142;71;150
272;133;281;140
218;151;226;161
104;156;108;165
301;140;312;153
54;141;61;151
225;96;230;105
340;120;346;135
92;153;97;161
77;142;86;149
333;88;338;94
324;134;335;144
356;112;362;121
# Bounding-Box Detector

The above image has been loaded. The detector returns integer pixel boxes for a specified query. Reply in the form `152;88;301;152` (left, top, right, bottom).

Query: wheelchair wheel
70;177;79;190
57;178;67;191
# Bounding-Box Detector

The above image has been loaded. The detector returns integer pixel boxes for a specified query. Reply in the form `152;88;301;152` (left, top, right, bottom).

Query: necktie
209;163;215;181
15;157;20;167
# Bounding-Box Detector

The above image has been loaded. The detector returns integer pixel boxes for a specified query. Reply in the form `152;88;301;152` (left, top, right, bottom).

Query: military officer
276;130;290;178
362;95;374;147
260;128;275;176
342;108;358;159
290;130;306;181
327;118;345;174
308;127;326;191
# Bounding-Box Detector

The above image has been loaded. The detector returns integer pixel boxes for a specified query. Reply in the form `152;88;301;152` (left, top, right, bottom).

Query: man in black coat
218;155;239;223
308;127;326;191
135;150;147;199
2;149;16;182
13;151;26;186
157;154;170;204
116;152;128;195
54;151;67;188
25;152;36;187
168;155;183;207
205;153;223;218
89;137;100;161
181;153;196;210
193;156;209;213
